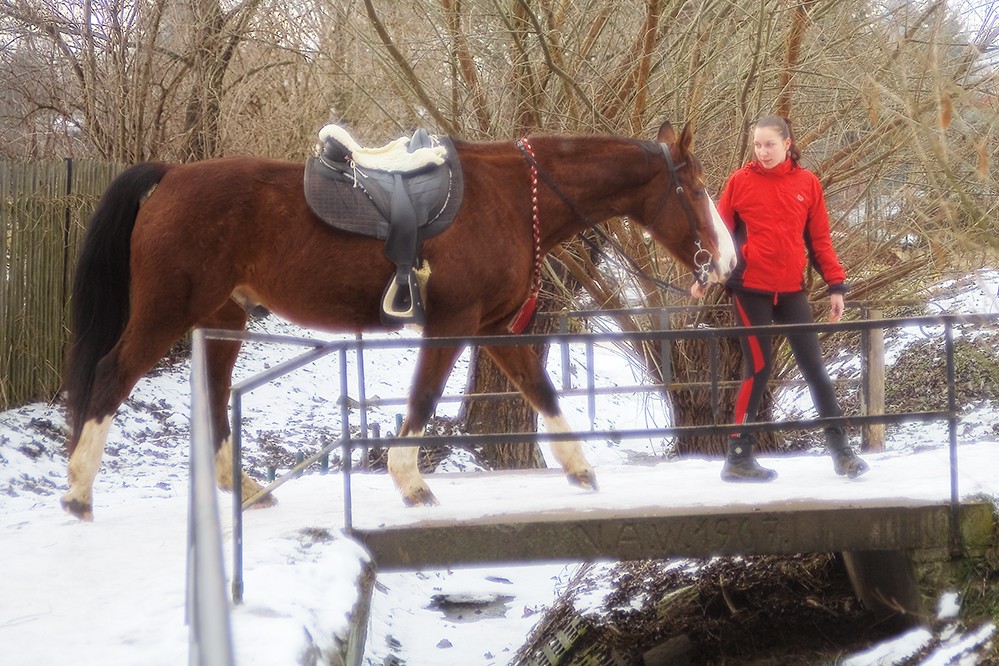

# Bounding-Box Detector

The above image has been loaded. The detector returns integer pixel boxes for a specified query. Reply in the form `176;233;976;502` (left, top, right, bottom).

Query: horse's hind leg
62;316;192;520
62;417;113;520
388;345;464;507
483;344;598;491
198;299;275;508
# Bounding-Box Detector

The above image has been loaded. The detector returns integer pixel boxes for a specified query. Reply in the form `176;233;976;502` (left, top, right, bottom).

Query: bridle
514;138;715;296
659;143;713;287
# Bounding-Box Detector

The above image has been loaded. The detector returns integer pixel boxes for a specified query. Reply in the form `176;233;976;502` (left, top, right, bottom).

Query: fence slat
0;158;123;410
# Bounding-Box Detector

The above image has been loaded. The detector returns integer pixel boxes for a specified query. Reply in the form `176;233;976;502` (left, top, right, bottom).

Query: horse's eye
692;188;706;199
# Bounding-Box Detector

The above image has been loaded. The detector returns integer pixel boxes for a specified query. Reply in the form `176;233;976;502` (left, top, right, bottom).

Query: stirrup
380;271;426;326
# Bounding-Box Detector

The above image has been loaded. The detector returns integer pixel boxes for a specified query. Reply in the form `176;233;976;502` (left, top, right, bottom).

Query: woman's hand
829;293;845;322
689;281;706;299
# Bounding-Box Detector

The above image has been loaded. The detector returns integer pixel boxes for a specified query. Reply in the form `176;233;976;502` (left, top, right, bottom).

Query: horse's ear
678;123;694;154
656;120;677;145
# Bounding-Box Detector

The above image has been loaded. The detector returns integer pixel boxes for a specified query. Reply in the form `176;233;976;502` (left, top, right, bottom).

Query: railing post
187;328;236;666
230;390;244;604
355;332;370;447
709;336;719;424
559;314;571;391
585;337;596;429
340;347;354;533
658;310;671;389
945;319;962;558
861;307;885;452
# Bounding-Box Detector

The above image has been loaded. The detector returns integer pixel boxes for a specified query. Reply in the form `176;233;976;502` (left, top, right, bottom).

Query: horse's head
644;120;737;287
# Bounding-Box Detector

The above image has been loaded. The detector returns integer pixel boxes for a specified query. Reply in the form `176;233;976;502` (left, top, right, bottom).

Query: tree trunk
459;346;548;471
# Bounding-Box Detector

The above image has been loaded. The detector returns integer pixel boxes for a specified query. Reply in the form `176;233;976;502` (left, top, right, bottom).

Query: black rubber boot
825;428;870;479
721;436;777;483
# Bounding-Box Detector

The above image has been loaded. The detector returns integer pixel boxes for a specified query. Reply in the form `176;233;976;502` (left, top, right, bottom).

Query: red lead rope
507;138;543;333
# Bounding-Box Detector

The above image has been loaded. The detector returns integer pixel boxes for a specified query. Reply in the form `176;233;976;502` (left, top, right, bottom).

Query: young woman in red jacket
692;115;869;482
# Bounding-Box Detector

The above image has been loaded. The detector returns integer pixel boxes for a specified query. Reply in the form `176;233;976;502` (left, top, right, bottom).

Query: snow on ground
1;270;997;665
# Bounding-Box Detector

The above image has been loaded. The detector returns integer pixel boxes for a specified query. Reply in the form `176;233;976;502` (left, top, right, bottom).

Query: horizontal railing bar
353;378;863;410
284;411;952;454
201;312;999;354
535;301;922;320
231;344;337;394
240;408;954;508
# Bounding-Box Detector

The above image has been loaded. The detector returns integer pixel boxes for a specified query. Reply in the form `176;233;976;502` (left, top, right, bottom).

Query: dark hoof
61;496;94;522
721;458;778;483
567;468;599;491
246;493;278;510
402;486;439;507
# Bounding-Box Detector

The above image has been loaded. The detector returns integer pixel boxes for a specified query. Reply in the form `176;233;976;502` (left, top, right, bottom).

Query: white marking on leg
388;430;433;502
542;413;589;473
707;194;737;281
214;436;267;501
215;437;235;490
63;417;111;513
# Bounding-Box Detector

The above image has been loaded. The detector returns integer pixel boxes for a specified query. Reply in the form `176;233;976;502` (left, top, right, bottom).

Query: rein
511;138;710;315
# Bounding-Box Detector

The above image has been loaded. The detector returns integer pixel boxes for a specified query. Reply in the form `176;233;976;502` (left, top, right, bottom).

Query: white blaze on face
707;194;736;281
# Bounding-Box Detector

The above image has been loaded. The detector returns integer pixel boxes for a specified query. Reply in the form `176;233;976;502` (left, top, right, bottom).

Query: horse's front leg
388;344;463;506
483;344;598;491
199;300;276;508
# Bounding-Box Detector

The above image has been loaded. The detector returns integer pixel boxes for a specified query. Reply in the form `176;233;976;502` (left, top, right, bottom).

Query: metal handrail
188;309;999;609
186;329;235;665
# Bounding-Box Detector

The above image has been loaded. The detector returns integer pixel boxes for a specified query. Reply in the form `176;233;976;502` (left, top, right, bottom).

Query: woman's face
753;126;791;169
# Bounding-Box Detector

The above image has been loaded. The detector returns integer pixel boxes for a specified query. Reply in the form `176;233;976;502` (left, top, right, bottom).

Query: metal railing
185;309;999;640
186;329;236;666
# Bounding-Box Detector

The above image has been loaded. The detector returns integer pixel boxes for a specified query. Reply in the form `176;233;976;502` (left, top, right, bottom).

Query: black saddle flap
304;134;464;241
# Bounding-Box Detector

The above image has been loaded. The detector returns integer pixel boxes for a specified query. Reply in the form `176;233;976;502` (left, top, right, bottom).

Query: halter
511;139;714;310
659;143;712;287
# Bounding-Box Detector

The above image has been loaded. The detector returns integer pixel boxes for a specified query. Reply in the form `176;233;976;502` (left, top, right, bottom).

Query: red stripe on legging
733;379;752;426
733;295;764;425
734;296;765;372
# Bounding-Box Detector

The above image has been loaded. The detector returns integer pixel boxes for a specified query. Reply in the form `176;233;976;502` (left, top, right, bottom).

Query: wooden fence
0;158;122;410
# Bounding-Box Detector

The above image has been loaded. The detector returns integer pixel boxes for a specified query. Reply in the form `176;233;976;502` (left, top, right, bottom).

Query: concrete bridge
352;496;990;572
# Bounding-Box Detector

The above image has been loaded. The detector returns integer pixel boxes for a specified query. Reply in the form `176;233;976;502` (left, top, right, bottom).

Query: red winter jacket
716;158;847;296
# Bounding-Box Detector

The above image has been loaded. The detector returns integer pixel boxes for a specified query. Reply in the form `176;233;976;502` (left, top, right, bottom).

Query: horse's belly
230;278;386;333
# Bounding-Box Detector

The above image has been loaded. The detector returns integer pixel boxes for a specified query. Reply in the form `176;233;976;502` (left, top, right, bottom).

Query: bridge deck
235;443;998;571
352;499;985;571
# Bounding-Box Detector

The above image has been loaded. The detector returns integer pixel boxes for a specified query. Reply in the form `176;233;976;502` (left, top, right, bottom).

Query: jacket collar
748;157;794;176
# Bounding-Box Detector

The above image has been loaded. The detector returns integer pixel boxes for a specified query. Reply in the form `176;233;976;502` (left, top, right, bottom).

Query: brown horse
61;120;736;520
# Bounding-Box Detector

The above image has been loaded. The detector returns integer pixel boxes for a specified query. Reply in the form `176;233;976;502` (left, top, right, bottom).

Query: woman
691;115;868;482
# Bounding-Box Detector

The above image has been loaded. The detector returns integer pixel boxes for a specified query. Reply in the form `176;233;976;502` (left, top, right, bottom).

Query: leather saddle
304;127;464;326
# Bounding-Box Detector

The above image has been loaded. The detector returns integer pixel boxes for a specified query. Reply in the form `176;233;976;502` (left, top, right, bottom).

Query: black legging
730;289;841;434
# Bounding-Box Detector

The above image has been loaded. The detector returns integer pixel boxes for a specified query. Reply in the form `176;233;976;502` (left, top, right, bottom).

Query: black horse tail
64;162;170;452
